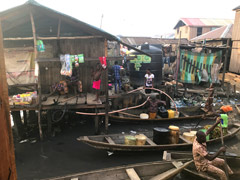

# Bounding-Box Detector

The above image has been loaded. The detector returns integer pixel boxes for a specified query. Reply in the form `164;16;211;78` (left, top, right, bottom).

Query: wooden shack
174;18;233;40
229;5;240;73
1;0;149;139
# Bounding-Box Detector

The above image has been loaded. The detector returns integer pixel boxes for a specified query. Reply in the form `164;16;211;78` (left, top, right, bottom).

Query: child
92;63;103;103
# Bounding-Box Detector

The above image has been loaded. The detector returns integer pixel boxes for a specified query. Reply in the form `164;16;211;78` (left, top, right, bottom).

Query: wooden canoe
109;106;211;123
170;151;240;180
77;123;240;152
44;159;193;180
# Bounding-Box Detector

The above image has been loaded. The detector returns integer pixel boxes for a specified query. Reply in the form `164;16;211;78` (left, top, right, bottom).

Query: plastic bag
60;54;72;77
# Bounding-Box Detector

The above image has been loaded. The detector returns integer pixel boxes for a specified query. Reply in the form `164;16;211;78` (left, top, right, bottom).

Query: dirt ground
14;112;240;180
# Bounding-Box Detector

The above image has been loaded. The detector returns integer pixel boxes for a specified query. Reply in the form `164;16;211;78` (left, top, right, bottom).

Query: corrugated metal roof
190;24;233;42
0;0;152;56
174;18;234;29
233;5;240;10
0;0;120;41
119;37;189;45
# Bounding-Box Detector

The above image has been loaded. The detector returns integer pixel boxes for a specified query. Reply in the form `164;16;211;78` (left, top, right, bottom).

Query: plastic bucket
124;136;136;145
135;134;146;145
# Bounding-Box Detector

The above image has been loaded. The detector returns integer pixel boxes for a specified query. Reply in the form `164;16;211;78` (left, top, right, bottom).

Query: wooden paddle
219;123;229;180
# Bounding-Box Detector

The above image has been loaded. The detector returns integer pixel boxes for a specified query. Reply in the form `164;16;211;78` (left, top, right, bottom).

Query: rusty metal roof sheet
233;5;240;10
190;24;233;42
119;37;188;45
174;18;234;29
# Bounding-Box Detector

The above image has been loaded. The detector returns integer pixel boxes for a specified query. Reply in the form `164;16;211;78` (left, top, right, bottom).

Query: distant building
174;18;234;40
229;5;240;73
190;24;233;46
118;36;188;52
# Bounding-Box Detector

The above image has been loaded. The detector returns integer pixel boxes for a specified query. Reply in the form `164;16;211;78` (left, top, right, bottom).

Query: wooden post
0;20;17;180
57;18;61;39
94;108;100;135
175;32;181;95
30;10;43;140
104;39;109;133
11;111;24;139
221;39;230;87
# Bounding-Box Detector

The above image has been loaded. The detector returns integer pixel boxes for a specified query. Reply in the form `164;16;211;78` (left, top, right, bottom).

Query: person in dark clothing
112;61;121;93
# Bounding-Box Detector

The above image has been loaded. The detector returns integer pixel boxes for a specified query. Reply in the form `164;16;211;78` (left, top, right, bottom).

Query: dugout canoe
44;159;193;180
109;106;211;123
170;151;240;180
77;123;240;152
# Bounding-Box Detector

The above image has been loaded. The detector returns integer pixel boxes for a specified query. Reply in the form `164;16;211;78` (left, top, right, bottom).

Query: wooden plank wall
0;21;17;180
39;38;106;93
230;10;240;73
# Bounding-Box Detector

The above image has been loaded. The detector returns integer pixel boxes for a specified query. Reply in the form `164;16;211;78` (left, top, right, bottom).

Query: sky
0;0;239;37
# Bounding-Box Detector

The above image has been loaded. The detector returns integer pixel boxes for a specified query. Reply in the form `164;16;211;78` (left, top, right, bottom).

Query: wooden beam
221;39;230;86
104;39;109;133
35;56;135;62
57;18;61;38
4;37;34;40
105;137;115;144
29;10;43;140
3;36;103;41
125;168;141;180
146;137;157;146
0;20;17;180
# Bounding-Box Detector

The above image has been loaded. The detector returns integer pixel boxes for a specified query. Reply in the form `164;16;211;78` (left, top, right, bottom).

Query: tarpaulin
178;50;222;84
4;48;36;85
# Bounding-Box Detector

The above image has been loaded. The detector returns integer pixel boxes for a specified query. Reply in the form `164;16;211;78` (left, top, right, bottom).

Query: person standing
144;69;154;94
192;117;233;180
92;63;103;103
112;61;121;94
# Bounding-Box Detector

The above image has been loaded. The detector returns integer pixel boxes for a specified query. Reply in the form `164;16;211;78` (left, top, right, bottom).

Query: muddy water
14;117;240;180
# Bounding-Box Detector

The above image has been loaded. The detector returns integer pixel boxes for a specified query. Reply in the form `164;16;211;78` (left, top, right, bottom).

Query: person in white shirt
144;69;154;94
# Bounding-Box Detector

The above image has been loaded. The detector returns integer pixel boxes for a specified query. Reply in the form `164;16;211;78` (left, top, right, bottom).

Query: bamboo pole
30;10;43;140
221;39;230;86
104;39;109;133
219;123;229;180
0;20;17;180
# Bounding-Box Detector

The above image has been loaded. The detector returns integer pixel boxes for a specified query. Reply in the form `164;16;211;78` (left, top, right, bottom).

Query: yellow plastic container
168;110;175;118
169;125;180;144
124;136;136;145
183;132;195;142
135;134;146;145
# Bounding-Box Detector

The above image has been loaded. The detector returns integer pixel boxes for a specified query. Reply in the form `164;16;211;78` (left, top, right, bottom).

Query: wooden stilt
23;110;28;127
47;110;52;136
175;32;181;96
94;108;100;135
104;39;109;133
11;111;24;139
221;39;230;87
30;10;43;140
0;20;17;180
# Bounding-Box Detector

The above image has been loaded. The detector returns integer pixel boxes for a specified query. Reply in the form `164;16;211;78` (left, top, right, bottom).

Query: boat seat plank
125;168;141;180
180;112;189;117
179;135;192;144
105;137;115;144
146;137;157;146
149;168;176;180
83;136;89;141
172;161;183;168
183;168;216;180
